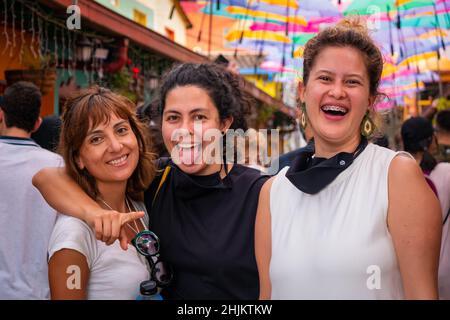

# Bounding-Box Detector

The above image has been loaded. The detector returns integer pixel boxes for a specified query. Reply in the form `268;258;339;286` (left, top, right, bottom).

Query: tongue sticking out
179;144;202;165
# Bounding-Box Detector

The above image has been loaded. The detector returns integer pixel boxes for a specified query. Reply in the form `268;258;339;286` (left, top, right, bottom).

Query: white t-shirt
48;200;151;300
0;137;63;299
429;162;450;300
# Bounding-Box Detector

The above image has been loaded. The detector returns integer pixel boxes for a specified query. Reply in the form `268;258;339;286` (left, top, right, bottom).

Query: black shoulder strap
444;206;450;225
150;157;172;206
153;166;171;206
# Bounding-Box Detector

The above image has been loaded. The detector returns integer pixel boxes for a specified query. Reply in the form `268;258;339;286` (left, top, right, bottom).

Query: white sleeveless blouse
270;143;405;299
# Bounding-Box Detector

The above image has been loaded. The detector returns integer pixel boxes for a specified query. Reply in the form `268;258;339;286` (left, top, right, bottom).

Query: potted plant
106;67;137;102
4;51;57;95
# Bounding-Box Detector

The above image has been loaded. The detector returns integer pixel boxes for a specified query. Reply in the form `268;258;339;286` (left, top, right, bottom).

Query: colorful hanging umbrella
226;6;307;25
297;0;341;17
344;0;436;16
401;12;450;28
226;30;292;43
182;0;448;104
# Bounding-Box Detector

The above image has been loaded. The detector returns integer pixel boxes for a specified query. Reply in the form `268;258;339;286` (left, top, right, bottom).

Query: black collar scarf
169;161;232;200
285;137;368;195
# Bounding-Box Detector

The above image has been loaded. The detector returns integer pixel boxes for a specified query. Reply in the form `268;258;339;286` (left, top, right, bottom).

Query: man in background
0;81;63;299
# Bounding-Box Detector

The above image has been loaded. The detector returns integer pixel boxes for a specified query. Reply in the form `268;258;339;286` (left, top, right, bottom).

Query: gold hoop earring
300;102;307;130
360;111;375;137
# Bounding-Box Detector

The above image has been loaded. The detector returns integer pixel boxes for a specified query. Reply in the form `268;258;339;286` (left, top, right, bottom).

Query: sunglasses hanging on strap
132;230;173;288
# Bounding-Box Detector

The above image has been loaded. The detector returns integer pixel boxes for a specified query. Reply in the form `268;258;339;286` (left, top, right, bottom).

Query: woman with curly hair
255;19;441;300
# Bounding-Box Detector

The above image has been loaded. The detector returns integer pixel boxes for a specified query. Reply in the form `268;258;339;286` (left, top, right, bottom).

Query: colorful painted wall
150;0;189;46
244;75;278;98
94;0;155;29
95;0;189;46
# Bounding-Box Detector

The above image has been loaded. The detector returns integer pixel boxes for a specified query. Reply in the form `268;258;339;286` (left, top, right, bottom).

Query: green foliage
437;97;450;112
22;51;56;70
107;67;136;102
272;110;296;128
257;104;277;126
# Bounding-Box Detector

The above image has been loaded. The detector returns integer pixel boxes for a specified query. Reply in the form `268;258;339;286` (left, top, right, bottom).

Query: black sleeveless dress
144;159;269;300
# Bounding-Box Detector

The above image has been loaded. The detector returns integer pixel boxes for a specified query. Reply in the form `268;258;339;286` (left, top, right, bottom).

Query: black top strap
444;207;450;225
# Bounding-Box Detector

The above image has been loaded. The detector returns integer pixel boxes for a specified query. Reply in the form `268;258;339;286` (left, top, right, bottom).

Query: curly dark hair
437;110;450;132
158;63;252;131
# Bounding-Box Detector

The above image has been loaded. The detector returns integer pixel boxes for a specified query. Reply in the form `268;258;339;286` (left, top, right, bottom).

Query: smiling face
162;85;232;175
301;46;374;149
77;113;139;185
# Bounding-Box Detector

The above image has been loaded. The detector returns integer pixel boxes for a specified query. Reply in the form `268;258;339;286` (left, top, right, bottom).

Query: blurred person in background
31;115;62;153
243;128;269;173
401;116;450;299
0;82;63;299
436;110;450;163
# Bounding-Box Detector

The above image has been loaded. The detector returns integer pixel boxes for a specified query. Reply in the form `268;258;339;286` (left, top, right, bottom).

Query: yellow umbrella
417;29;448;40
420;56;450;72
293;46;304;58
404;29;448;41
227;6;307;26
381;62;398;78
397;0;418;6
258;0;299;8
226;30;291;43
400;54;450;72
397;52;437;68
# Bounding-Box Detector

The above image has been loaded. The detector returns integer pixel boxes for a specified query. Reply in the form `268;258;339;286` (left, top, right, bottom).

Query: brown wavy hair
303;18;384;97
58;86;156;201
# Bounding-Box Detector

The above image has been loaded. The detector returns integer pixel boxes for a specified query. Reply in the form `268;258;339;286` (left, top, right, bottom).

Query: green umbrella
401;13;450;29
292;33;316;45
344;0;435;16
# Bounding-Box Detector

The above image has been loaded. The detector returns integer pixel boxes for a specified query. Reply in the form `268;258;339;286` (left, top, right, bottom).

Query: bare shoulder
387;154;434;207
387;153;441;225
262;176;276;191
255;177;275;300
256;176;276;222
388;154;423;185
259;176;276;202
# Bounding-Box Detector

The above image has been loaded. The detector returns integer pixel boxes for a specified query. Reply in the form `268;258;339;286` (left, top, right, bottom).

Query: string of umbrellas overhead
181;0;450;109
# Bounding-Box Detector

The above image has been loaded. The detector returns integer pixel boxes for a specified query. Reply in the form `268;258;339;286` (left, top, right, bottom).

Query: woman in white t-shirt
47;86;156;299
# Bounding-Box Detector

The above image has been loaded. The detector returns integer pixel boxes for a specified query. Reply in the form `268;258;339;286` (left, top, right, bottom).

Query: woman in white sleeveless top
255;19;442;300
